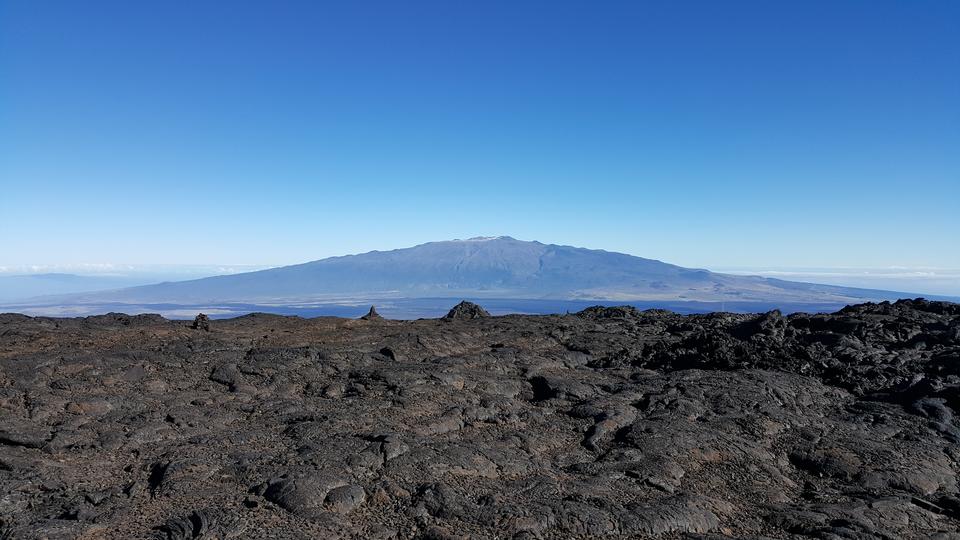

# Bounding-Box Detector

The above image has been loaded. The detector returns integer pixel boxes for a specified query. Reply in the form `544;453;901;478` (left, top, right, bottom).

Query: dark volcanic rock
191;313;210;331
360;306;383;320
443;301;490;320
1;298;959;538
261;472;349;518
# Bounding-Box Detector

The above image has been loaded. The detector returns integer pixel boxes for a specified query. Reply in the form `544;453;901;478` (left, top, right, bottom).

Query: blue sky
1;1;958;275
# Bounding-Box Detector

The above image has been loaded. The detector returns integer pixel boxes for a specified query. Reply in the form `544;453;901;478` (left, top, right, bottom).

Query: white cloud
712;267;960;296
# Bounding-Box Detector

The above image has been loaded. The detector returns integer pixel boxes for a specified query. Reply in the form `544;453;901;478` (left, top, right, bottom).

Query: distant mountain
0;266;266;303
0;273;152;303
29;237;916;309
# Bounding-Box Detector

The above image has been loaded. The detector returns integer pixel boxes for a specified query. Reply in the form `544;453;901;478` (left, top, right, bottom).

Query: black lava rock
191;313;210;331
360;306;383;320
443;301;490;320
0;299;958;538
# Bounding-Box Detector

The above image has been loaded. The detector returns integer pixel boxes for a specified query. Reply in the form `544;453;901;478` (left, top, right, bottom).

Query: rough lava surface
1;299;960;539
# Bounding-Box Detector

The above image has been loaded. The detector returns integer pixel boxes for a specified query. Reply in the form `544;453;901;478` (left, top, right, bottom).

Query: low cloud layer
714;267;960;297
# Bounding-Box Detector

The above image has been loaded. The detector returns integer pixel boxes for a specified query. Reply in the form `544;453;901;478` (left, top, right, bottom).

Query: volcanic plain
2;299;960;539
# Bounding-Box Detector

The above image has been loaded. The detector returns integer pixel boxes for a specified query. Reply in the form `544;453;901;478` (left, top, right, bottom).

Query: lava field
2;299;960;539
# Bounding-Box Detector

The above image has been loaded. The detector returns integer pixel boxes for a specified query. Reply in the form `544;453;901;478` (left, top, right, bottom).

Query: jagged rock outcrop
191;313;210;331
443;301;490;320
1;299;959;538
360;306;383;320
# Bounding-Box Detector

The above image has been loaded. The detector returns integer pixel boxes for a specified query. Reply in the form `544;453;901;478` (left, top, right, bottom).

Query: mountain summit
49;237;905;307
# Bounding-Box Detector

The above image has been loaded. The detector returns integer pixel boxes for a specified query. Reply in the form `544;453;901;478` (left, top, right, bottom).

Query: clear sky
1;1;958;272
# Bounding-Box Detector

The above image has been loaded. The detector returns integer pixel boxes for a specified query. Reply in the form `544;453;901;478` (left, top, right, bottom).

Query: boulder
443;301;490;320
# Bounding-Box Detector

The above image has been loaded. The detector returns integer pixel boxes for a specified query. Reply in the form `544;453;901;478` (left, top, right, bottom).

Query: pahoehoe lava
1;299;960;538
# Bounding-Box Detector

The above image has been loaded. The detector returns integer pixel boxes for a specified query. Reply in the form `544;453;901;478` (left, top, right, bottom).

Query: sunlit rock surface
1;299;959;538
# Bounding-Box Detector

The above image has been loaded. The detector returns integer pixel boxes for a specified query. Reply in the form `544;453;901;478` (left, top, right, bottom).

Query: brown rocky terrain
1;299;959;539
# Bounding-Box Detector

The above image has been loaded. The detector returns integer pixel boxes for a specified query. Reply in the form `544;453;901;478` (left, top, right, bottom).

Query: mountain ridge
16;237;921;309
